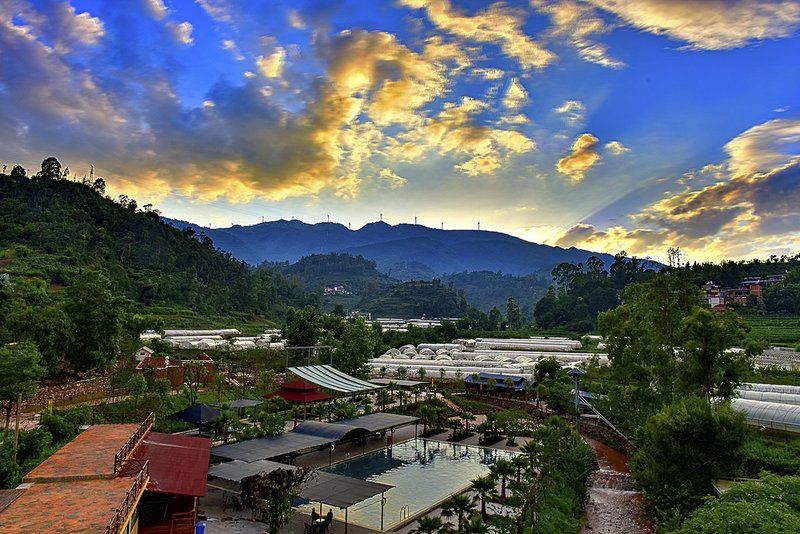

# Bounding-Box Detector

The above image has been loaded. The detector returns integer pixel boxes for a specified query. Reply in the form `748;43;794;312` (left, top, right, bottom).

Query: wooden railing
105;459;149;534
114;412;154;474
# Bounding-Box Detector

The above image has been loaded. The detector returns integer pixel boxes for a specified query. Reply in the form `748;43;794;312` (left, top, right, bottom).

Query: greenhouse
731;398;800;434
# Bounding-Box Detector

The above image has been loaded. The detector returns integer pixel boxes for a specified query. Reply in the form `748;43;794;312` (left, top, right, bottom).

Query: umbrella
167;404;221;425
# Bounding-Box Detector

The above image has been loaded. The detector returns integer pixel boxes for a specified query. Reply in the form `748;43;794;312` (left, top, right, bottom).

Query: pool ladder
399;504;410;521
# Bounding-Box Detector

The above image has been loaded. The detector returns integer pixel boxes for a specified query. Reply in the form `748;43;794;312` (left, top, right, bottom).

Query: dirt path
581;438;653;534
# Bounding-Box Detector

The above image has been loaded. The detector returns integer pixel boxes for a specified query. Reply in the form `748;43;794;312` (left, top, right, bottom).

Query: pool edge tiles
300;438;519;531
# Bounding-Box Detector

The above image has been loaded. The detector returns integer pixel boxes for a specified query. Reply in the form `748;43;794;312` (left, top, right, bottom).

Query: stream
581;438;653;534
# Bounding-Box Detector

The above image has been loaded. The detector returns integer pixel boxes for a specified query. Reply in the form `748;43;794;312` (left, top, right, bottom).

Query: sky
2;0;800;263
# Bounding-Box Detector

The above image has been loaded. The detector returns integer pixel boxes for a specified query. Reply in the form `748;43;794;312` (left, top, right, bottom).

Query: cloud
145;0;168;20
379;168;407;189
167;21;194;45
399;0;556;70
503;78;529;110
472;67;505;80
554;100;585;126
195;0;232;23
557;118;800;260
534;0;625;68
605;140;630;155
557;133;601;180
724;118;800;177
554;223;668;255
587;0;800;50
288;8;305;30
387;96;536;176
258;47;285;78
222;39;245;60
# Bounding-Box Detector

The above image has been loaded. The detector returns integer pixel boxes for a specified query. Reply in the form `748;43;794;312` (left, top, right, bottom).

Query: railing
105;459;149;534
114;412;154;474
399;504;410;521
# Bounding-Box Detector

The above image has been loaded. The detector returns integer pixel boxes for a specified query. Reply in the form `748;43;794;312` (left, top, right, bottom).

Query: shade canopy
211;413;418;463
167;404;220;424
207;460;392;509
264;381;335;404
288;365;383;393
210;399;264;409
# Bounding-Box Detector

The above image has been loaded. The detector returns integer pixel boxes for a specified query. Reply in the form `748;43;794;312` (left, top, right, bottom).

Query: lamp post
568;368;585;433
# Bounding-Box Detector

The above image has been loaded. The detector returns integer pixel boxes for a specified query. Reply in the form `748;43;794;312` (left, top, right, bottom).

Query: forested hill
0;164;313;317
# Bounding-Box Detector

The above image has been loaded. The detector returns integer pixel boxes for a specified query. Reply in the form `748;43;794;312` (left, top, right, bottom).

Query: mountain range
165;218;615;278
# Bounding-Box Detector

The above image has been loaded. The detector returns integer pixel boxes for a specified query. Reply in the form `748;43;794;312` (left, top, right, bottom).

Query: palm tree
470;475;496;519
415;404;436;435
441;494;474;531
460;411;476;433
460;513;489;533
377;389;389;411
410;514;443;534
511;454;529;486
446;418;463;439
490;459;515;501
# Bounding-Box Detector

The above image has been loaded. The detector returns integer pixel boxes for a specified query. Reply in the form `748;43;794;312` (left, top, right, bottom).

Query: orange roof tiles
26;424;139;481
0;477;137;533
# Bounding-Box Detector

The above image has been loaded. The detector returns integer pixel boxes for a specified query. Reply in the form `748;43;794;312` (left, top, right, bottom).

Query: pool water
301;438;517;530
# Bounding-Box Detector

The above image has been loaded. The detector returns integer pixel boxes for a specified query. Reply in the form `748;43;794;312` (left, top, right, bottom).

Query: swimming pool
300;438;518;530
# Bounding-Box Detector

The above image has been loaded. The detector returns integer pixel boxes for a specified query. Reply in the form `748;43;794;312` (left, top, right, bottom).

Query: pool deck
201;412;529;533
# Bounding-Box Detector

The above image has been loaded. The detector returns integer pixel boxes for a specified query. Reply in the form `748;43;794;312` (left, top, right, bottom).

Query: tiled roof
132;433;211;497
25;424;140;481
0;477;137;533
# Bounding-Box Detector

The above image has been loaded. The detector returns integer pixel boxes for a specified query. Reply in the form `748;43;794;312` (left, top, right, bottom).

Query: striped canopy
288;365;384;393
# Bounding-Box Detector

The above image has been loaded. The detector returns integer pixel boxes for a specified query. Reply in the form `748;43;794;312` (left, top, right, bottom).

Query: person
325;509;333;524
311;509;320;523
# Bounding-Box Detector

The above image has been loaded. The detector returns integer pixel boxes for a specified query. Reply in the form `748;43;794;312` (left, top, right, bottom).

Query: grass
741;314;800;347
741;431;800;477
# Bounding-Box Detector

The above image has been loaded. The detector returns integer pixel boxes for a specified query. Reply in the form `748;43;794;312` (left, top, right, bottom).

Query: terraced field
743;315;800;347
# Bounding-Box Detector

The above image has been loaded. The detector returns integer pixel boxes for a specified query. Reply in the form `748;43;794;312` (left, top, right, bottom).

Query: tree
184;362;207;405
630;397;747;522
126;374;147;413
470;475;496;519
442;494;475;531
334;317;377;377
9;165;25;178
286;306;320;347
0;343;44;427
240;467;311;532
411;514;443;534
507;297;521;330
490;459;515;501
37;157;62;180
494;409;530;446
676;474;800;534
62;270;131;372
415;404;436;435
488;307;502;330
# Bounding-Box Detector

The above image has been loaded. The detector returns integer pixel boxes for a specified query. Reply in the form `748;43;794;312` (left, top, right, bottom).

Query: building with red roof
0;414;210;534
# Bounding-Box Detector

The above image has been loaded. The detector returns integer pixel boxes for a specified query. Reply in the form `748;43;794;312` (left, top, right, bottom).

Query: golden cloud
557;133;601;180
258;47;285;78
399;0;556;70
535;0;624;68
587;0;800;50
503;78;529;110
554;99;585;126
605;140;630;156
379;168;408;189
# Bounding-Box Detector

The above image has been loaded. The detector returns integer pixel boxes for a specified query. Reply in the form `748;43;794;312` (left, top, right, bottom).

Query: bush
17;428;53;463
39;414;79;444
631;398;747;522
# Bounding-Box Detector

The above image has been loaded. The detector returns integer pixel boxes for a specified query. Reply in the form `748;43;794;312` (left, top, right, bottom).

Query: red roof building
0;414;211;534
265;380;335;404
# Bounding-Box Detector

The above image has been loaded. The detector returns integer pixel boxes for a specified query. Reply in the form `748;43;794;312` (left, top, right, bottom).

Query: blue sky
2;0;800;262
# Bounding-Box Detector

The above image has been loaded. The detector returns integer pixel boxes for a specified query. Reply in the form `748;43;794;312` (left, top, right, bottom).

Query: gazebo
265;380;335;420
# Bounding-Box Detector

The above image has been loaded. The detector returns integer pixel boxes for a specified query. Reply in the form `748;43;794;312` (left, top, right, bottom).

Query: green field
742;314;800;346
